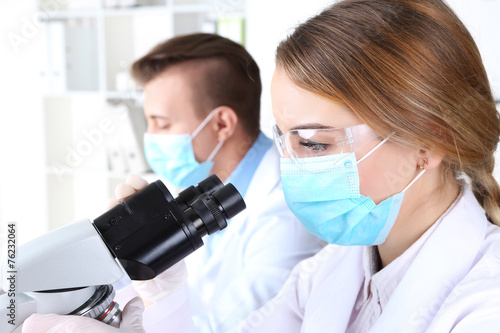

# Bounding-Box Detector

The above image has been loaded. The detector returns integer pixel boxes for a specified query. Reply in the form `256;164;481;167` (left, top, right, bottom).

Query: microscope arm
1;219;124;294
0;219;125;332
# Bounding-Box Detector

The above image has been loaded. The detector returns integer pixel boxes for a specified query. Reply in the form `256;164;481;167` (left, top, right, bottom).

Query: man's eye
157;123;170;130
299;140;329;151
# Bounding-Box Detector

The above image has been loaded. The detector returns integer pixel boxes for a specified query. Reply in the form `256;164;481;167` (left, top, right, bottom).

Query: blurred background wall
0;0;498;248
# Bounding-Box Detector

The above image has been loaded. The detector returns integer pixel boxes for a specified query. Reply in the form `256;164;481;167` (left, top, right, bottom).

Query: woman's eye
299;140;329;151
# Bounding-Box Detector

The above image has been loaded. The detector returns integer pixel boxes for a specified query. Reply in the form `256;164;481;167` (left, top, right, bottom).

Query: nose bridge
146;122;155;134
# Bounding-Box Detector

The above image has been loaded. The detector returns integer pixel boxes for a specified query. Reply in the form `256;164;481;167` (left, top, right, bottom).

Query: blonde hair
276;0;500;225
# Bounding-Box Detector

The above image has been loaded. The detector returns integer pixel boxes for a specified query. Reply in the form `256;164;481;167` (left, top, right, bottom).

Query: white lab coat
234;185;500;332
141;146;326;332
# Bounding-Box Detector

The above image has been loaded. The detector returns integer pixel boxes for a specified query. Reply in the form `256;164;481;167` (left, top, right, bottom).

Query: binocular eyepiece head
93;174;246;280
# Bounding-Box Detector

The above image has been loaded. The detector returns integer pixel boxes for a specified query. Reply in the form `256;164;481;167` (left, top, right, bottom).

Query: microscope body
0;176;245;332
0;218;123;331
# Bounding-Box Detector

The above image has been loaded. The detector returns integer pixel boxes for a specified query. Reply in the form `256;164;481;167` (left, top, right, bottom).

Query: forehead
143;64;200;119
271;68;362;131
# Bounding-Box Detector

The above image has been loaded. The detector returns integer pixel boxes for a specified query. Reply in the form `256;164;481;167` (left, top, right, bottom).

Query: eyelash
299;140;329;151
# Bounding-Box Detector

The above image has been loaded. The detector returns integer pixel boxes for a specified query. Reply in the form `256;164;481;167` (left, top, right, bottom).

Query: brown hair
276;0;500;225
132;33;261;137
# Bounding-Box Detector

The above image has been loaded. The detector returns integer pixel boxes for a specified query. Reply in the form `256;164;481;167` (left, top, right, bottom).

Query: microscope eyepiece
212;183;247;220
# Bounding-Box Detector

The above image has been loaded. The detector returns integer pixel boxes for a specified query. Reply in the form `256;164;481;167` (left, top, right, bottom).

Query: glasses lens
285;127;351;159
285;124;379;171
272;125;284;157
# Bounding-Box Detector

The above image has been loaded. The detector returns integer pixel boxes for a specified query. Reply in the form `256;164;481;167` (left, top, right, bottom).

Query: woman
236;0;500;331
21;0;500;332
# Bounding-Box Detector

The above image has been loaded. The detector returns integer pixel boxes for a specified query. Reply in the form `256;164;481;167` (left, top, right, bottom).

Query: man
132;33;324;332
22;33;324;332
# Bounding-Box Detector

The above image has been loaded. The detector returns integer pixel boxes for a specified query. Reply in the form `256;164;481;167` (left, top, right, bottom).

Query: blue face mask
144;111;224;188
280;139;426;246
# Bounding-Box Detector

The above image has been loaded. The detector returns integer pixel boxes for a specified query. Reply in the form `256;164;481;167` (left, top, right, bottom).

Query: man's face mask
144;110;224;188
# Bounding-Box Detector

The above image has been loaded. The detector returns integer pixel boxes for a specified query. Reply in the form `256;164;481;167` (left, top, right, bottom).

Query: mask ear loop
190;109;224;163
402;169;426;193
191;109;216;139
355;133;427;193
206;141;224;162
356;137;390;165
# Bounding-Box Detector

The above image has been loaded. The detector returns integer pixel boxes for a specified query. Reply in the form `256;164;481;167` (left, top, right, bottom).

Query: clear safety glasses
272;123;380;170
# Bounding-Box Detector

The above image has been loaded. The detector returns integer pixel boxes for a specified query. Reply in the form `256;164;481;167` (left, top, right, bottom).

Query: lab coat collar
371;185;488;332
369;210;442;312
235;145;282;217
358;247;380;309
225;131;273;199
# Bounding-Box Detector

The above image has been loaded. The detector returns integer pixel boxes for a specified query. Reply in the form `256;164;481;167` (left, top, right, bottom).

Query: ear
210;106;239;141
418;148;444;170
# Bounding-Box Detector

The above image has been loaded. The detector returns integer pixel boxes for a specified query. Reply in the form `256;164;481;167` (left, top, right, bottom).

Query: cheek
358;146;418;204
358;161;388;203
191;128;218;162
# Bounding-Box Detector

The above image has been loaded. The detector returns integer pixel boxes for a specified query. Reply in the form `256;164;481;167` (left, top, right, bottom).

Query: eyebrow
149;115;169;120
290;123;334;131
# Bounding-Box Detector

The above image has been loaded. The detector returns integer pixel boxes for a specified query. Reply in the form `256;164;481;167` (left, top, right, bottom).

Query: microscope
0;175;245;332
